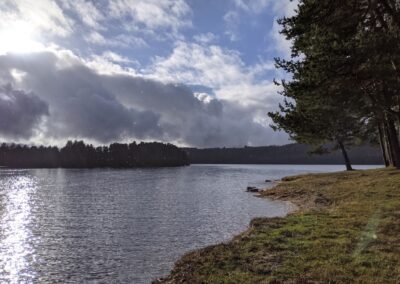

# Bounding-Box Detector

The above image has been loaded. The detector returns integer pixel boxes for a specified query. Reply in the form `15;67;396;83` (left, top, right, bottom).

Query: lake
0;164;380;283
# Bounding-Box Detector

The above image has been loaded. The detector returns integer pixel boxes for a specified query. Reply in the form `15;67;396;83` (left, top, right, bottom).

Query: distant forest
184;144;383;165
0;141;189;168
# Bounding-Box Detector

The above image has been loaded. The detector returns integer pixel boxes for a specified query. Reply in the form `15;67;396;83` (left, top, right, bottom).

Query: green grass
155;168;400;283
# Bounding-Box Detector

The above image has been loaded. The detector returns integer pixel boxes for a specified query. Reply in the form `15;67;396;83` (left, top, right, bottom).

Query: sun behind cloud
0;21;44;55
0;0;295;147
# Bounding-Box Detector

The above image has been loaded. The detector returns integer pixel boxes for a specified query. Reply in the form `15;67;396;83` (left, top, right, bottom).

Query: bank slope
155;168;400;283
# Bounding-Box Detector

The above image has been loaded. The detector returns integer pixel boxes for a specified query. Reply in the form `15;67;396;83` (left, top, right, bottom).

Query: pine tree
269;0;400;169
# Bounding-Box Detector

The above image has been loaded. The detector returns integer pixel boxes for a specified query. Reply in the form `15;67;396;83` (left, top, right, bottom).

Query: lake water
0;164;381;283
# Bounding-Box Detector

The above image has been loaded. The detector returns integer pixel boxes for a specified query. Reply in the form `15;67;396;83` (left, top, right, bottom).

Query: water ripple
0;165;379;283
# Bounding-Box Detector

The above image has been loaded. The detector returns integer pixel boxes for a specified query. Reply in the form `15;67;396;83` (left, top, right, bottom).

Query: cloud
0;49;288;147
225;0;298;56
100;51;139;64
109;0;192;35
60;0;105;30
0;0;189;57
0;0;73;38
146;42;277;107
148;42;245;89
143;42;288;145
232;0;270;14
223;10;241;41
270;19;292;58
85;51;140;76
271;1;299;17
85;31;107;45
193;33;219;44
0;1;292;147
0;51;162;143
0;84;49;140
232;0;298;16
84;31;148;48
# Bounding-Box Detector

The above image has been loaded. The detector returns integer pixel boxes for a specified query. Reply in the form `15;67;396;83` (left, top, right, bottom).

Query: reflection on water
0;175;37;283
0;164;381;283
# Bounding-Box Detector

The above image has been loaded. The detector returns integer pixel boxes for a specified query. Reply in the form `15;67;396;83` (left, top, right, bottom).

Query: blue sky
0;0;297;147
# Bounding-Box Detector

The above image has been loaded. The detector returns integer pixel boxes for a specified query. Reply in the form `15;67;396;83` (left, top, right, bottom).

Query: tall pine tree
269;0;400;169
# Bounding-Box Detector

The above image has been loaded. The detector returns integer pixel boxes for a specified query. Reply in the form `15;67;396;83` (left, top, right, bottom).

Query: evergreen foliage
268;0;400;170
184;144;383;165
0;141;189;168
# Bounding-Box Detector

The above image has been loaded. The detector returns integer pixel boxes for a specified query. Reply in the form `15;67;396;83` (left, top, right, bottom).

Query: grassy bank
155;168;400;283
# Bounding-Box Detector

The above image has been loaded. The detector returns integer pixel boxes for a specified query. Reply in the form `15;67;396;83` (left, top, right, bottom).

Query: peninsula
156;168;400;283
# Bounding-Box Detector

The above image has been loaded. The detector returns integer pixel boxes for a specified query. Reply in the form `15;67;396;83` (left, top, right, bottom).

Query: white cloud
270;19;292;58
0;1;292;146
0;49;288;146
112;34;148;48
10;69;27;82
226;0;298;55
147;42;278;107
0;0;73;38
232;0;269;14
60;0;105;29
84;32;148;48
85;31;107;44
232;0;298;16
101;51;138;64
0;0;190;53
143;41;288;145
269;1;298;58
271;0;299;17
0;23;46;55
86;51;140;75
109;0;192;35
148;42;245;88
223;10;242;41
193;33;218;44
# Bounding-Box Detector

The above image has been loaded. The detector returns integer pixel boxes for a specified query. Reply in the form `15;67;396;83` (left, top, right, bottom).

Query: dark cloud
0;51;287;147
0;52;162;143
0;84;49;139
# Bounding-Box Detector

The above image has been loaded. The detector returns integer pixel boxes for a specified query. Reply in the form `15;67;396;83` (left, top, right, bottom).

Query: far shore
155;167;400;283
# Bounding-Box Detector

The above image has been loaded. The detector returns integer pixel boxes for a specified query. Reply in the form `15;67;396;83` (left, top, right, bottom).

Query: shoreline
154;168;400;283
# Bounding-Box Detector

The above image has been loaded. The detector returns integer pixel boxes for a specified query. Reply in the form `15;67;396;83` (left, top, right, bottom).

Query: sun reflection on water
0;173;37;283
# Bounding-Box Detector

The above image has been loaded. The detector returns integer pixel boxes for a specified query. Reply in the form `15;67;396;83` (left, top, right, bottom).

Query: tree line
184;144;383;165
268;0;400;170
0;140;189;168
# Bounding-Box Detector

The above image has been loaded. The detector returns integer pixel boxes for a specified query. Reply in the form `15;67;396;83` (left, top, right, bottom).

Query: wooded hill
184;144;383;165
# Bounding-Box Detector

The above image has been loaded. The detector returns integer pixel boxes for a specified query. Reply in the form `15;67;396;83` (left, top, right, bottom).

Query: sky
0;0;298;148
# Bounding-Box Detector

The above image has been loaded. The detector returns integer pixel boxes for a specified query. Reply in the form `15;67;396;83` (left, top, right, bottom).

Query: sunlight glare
0;175;37;282
0;21;44;55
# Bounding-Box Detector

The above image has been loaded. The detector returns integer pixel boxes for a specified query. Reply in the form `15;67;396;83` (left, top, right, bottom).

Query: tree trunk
386;117;400;169
383;120;395;166
378;123;390;167
397;113;400;141
338;141;353;171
